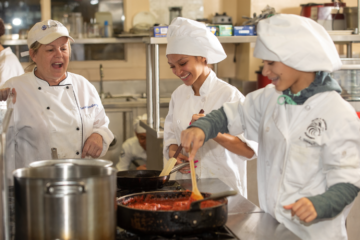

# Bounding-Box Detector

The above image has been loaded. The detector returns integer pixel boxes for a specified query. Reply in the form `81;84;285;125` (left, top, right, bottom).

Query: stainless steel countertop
177;178;301;240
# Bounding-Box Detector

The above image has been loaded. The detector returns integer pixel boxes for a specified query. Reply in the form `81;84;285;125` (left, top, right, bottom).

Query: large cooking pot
13;163;117;240
117;190;235;235
29;158;113;168
117;162;189;190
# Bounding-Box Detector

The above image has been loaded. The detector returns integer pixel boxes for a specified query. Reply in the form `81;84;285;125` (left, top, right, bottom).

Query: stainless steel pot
13;164;117;240
29;159;113;168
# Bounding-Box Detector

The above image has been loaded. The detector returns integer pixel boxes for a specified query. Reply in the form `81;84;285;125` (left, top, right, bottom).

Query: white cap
27;19;74;48
254;14;342;72
133;114;147;133
166;17;227;64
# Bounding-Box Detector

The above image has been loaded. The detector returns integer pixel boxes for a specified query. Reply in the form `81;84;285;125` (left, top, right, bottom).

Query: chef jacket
0;47;24;86
163;70;258;214
221;84;360;239
116;136;147;171
3;69;114;181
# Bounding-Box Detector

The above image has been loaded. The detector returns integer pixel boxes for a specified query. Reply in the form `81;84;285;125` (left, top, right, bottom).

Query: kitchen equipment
189;148;203;201
0;94;14;240
212;12;232;25
13;164;117;240
116;190;235;235
300;3;324;20
331;58;360;101
4;24;12;40
29;159;113;168
256;66;272;89
159;145;182;176
169;7;182;24
300;1;346;30
69;12;83;39
116;162;189;190
98;0;124;34
344;7;358;29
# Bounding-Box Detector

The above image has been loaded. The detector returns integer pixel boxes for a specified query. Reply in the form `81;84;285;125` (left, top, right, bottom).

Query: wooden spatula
189;146;204;201
159;145;183;177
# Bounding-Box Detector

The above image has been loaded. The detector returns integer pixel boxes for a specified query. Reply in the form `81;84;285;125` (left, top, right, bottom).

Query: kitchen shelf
2;37;143;46
142;31;360;44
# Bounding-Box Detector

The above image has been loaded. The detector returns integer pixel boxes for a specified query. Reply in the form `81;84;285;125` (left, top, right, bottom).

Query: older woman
0;18;24;86
1;20;114;175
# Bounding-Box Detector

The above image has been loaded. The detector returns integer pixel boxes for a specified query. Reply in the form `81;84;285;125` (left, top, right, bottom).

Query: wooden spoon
159;145;182;177
189;109;205;201
189;146;203;201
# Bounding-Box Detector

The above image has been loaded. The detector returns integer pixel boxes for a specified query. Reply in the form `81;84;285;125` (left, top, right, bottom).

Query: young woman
180;14;360;240
163;17;257;214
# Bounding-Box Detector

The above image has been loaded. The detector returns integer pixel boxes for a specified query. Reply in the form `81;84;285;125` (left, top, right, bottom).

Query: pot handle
190;190;237;211
45;181;86;195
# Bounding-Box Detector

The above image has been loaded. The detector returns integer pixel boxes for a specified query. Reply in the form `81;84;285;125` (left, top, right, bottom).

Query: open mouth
52;63;63;69
180;73;190;80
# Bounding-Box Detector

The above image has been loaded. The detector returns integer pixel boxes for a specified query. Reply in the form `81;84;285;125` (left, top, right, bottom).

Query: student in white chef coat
163;17;258;214
0;20;114;176
0;18;24;86
181;14;360;240
116;114;147;171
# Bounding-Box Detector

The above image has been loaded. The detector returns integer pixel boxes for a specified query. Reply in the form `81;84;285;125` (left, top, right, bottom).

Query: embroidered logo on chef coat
80;104;98;110
305;118;327;139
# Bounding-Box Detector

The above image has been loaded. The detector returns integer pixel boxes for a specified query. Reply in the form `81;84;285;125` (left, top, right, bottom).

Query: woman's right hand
168;144;194;174
0;88;16;103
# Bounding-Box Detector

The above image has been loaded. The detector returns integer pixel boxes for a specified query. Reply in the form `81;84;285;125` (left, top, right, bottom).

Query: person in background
163;17;258;214
180;14;360;240
116;114;147;171
0;18;24;86
0;19;114;170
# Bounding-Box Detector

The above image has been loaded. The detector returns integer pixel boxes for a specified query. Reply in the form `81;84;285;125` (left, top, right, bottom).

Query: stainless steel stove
116;226;239;240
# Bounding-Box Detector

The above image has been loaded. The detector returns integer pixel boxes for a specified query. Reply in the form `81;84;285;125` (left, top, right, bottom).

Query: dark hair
0;18;4;37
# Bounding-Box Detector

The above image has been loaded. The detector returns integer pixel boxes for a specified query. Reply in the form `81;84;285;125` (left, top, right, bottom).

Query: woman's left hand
82;133;103;158
283;198;317;223
190;113;205;125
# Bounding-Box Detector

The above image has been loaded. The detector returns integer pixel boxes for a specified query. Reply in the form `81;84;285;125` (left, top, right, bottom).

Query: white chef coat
163;70;258;214
116;136;147;171
4;69;114;180
223;83;360;240
0;47;24;86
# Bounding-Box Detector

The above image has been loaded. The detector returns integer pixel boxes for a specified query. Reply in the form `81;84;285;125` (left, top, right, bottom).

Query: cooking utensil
29;159;113;168
189;149;203;201
190;190;237;210
116;162;189;190
116;190;231;235
159;145;182;177
13;164;117;240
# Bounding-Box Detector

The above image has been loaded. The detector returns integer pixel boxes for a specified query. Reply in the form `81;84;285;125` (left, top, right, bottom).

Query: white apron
163;70;258;214
223;84;360;239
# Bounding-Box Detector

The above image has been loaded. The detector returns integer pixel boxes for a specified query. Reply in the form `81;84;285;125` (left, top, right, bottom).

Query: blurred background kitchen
1;0;360;239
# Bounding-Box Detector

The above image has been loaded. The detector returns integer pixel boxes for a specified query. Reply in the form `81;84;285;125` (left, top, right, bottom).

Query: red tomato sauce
121;194;222;211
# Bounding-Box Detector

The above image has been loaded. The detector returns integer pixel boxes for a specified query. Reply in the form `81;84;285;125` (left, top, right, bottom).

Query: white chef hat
254;14;342;72
166;17;227;64
21;19;74;57
133;114;147;133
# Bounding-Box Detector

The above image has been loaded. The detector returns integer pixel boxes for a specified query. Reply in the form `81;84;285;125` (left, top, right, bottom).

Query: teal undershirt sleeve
307;183;360;219
188;106;229;142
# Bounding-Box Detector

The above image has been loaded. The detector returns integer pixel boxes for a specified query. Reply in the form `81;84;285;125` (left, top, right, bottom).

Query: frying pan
116;162;189;190
116;190;237;235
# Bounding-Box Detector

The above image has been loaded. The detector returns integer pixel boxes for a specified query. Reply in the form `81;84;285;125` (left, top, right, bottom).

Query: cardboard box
214;25;233;36
206;26;217;36
233;25;256;36
153;26;168;37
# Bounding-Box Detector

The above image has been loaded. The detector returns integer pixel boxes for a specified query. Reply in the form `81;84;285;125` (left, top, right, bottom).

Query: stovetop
116;226;239;240
116;181;240;240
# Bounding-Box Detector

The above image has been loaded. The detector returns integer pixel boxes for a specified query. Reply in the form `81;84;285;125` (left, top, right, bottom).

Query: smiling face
167;54;209;90
30;36;70;85
262;60;315;93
